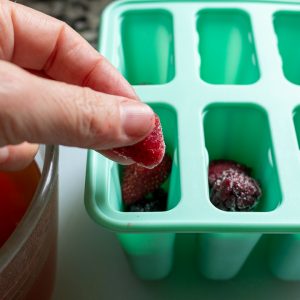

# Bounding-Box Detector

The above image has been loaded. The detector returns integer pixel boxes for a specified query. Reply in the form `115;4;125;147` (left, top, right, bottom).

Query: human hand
0;0;155;171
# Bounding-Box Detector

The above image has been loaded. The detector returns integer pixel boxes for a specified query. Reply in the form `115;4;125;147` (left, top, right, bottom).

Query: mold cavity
109;104;181;212
274;12;300;85
197;9;260;84
120;10;175;85
203;104;281;212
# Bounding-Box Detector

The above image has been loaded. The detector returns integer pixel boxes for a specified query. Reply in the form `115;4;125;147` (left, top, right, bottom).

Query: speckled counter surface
20;0;111;48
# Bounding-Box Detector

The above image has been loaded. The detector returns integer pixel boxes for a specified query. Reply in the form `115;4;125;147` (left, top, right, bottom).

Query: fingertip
0;143;39;171
99;150;135;165
120;100;155;139
0;146;10;164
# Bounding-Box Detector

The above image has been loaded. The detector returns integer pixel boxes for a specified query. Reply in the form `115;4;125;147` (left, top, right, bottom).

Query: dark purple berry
209;160;251;188
125;188;167;212
210;169;262;212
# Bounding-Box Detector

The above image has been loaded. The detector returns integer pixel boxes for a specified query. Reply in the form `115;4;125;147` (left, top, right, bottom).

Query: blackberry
125;188;167;212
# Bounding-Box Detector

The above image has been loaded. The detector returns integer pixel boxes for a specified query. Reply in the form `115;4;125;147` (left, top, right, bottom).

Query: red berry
121;154;172;205
208;160;250;188
210;169;262;211
113;114;165;169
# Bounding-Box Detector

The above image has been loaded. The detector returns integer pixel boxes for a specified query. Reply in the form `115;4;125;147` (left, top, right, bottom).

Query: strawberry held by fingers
113;114;165;169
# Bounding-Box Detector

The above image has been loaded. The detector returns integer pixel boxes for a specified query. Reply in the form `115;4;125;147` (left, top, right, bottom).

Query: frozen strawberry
210;169;262;212
208;160;250;187
113;114;165;169
122;154;172;205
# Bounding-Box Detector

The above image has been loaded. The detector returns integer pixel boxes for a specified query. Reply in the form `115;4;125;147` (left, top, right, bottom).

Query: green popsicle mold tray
85;0;300;281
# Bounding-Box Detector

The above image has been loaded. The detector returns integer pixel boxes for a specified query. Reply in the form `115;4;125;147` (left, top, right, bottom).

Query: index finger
0;0;137;99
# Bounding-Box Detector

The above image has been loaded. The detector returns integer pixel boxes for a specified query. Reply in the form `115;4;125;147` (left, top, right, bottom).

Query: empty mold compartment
119;10;175;85
197;104;281;280
273;11;300;85
197;9;260;84
115;104;180;280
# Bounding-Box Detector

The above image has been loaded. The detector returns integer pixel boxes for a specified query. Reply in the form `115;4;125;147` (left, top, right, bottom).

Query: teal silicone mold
85;1;300;280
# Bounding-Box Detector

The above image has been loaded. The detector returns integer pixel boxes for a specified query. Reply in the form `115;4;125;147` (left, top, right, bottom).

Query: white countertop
53;146;300;300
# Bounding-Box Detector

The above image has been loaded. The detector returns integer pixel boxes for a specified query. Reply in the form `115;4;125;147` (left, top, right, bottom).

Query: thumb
0;61;155;150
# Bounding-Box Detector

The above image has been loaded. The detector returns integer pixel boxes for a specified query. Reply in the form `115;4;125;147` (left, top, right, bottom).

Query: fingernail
120;101;154;137
0;146;9;164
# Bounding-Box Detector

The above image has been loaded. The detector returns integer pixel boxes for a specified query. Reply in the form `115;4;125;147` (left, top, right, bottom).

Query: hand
0;0;155;171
